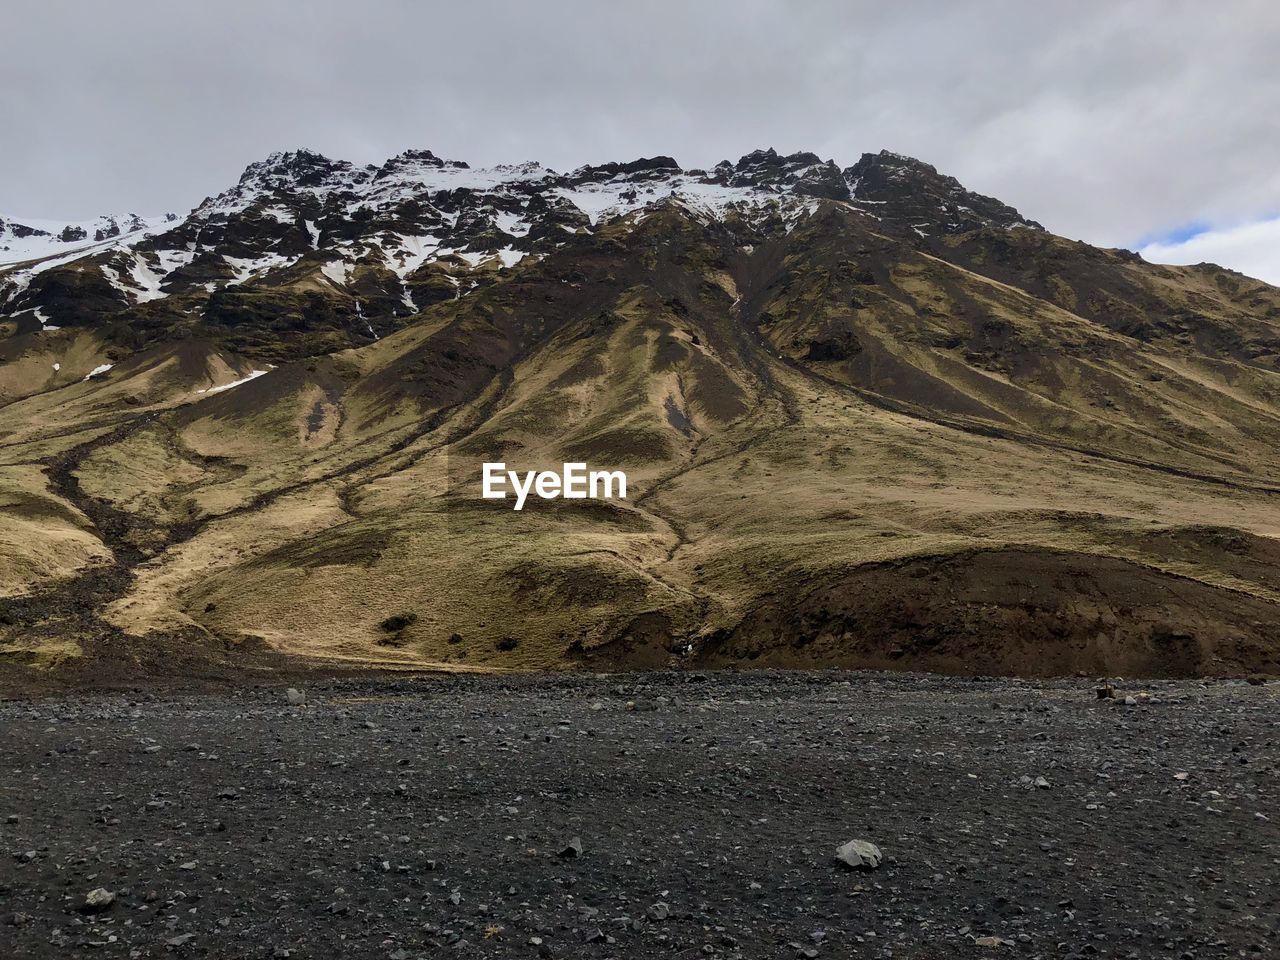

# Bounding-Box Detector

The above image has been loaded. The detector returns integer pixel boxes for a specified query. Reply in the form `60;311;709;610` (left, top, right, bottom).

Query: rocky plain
1;671;1276;959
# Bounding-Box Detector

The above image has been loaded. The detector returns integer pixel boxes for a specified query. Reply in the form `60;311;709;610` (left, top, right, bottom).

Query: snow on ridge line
0;213;179;269
2;166;814;320
197;153;799;235
83;363;114;380
197;368;272;395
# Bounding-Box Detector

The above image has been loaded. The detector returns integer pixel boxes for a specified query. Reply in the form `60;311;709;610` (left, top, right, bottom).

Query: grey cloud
2;0;1277;248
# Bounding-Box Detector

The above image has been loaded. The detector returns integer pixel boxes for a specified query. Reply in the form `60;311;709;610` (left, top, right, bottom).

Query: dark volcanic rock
568;156;682;185
713;148;851;200
844;149;1044;234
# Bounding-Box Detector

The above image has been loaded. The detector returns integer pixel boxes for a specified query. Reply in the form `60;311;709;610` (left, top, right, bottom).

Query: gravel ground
0;672;1277;959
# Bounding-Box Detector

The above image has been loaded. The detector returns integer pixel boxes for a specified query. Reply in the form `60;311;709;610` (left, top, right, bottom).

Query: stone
647;901;671;921
285;688;306;706
834;839;882;870
559;836;583;858
80;888;115;913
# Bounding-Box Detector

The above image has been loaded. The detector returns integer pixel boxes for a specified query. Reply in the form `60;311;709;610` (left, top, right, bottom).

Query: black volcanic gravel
1;672;1277;958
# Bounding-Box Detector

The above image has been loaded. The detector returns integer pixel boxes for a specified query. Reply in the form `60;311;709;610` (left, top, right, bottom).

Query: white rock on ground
834;838;883;870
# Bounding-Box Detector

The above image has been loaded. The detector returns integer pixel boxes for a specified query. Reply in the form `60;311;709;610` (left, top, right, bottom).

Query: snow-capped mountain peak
0;145;1040;342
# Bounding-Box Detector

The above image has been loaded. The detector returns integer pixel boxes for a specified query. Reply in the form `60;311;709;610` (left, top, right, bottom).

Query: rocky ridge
0;147;1039;353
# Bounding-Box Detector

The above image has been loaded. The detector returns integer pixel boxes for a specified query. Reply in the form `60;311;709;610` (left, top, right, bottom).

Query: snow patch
553;174;783;227
13;306;56;330
320;258;354;287
197;368;271;394
257;205;296;225
492;210;531;238
496;247;525;268
224;253;293;285
102;252;169;303
379;234;440;278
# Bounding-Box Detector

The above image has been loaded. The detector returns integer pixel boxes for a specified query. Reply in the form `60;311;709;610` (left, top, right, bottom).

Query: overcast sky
3;0;1277;280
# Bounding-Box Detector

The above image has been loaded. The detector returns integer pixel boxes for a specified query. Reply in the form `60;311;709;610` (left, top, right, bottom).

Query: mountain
2;146;1279;686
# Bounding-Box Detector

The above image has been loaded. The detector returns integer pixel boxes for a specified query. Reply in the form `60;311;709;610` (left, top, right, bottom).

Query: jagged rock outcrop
845;149;1042;234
